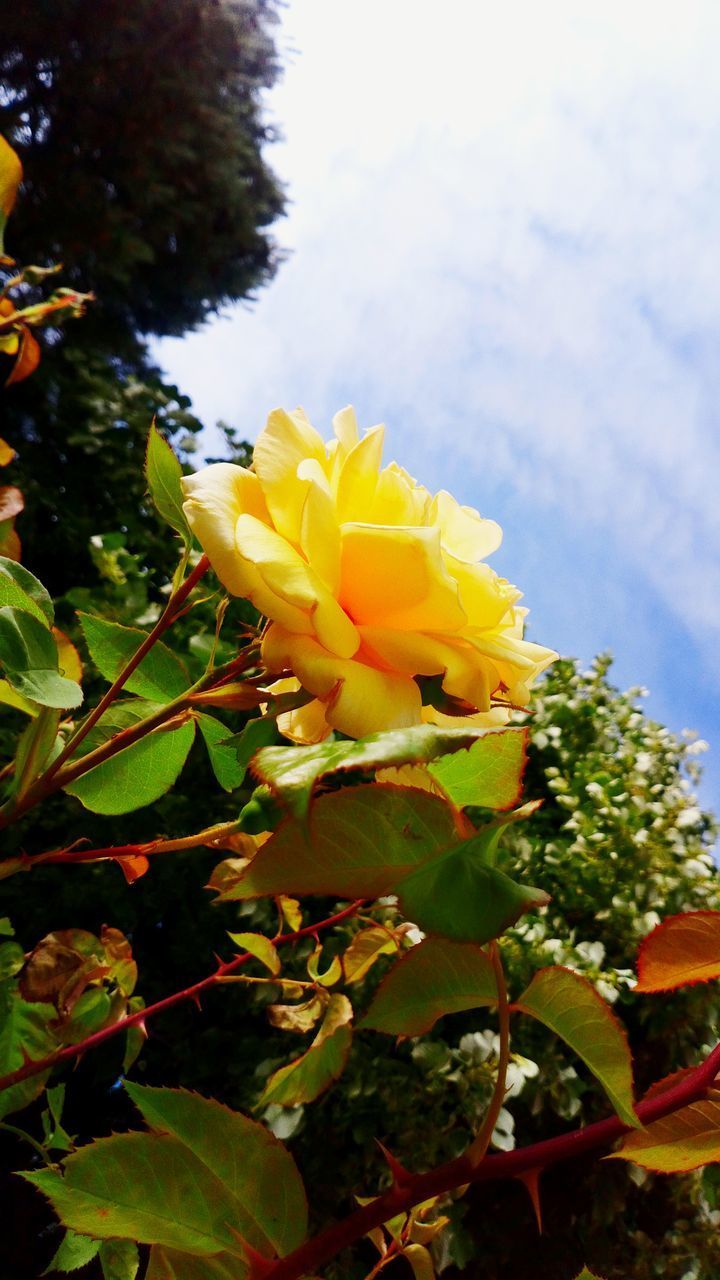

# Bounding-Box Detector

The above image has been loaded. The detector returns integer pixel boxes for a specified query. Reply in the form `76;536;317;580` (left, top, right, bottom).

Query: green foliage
258;995;354;1108
427;727;527;809
251;724;523;819
0;0;284;338
78;613;189;702
0;605;82;707
3;555;720;1280
197;712;249;792
145;424;193;549
394;822;548;945
361;939;497;1037
0;556;53;625
24;1085;307;1268
64;702;196;814
513;965;638;1129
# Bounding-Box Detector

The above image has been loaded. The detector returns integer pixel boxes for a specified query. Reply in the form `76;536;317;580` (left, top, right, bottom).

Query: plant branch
0;555;211;832
42;553;210;783
14;818;246;874
0;899;365;1097
466;940;510;1166
264;1040;720;1280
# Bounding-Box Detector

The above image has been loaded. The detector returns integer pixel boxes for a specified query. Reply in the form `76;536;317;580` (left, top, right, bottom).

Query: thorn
189;992;203;1012
516;1168;543;1234
375;1139;413;1188
227;1226;275;1278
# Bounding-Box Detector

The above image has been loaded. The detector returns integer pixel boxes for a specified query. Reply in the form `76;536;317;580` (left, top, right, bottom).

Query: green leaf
123;997;146;1073
0;556;53;626
146;1250;241;1280
252;724;499;820
608;1096;720;1174
145;424;192;545
361;939;498;1036
0;980;57;1119
216;784;461;902
0;607;82;708
573;1271;607;1279
428;727;528;810
395;827;549;945
124;1083;307;1256
226;931;281;977
513;966;639;1128
258;994;353;1108
0;940;25;980
196;713;248;791
78;614;187;702
99;1239;140;1280
43;1228;100;1274
64;702;196;814
24;1135;246;1256
229;715;279;779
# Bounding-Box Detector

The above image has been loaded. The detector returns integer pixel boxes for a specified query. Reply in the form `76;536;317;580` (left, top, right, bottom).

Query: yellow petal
340;524;466;631
366;461;431;527
325;662;421;738
277;697;332;744
0;135;22;219
182;462;271;595
299;476;341;594
262;625;422;738
429;490;503;561
335;424;385;521
332;405;359;454
446;556;521;630
262;625;344;696
253;408;328;544
421;704;511;728
237;515;358;657
361;627;492;711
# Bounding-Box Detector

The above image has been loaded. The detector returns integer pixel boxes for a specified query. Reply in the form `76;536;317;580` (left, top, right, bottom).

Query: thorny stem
466;941;510;1166
0;900;365;1096
8;817;246;876
264;1040;720;1280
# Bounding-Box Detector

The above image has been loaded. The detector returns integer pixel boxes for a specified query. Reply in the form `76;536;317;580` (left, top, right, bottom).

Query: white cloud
157;0;720;672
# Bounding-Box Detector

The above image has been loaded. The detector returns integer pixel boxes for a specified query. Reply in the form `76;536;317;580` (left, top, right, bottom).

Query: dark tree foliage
0;0;285;339
0;0;281;594
4;342;204;591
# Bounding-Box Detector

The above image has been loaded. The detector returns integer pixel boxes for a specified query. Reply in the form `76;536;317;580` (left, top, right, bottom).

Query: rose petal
340;523;466;631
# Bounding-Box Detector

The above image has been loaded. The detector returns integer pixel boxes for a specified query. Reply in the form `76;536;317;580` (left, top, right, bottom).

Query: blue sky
157;1;720;813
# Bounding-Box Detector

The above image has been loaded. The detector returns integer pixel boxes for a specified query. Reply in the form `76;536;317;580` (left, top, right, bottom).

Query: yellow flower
182;407;556;742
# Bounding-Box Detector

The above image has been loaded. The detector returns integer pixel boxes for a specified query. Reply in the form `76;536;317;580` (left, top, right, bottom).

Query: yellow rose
181;407;556;742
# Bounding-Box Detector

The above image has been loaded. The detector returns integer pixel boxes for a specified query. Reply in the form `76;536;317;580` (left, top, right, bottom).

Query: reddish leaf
0;519;21;561
6;328;41;385
635;911;720;993
609;1097;720;1173
0;485;24;520
0;438;16;467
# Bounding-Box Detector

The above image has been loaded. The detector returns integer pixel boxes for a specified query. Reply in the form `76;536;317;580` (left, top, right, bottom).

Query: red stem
0;899;364;1095
265;1041;720;1280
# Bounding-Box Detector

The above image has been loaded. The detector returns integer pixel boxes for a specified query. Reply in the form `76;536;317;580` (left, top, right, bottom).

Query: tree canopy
0;0;285;339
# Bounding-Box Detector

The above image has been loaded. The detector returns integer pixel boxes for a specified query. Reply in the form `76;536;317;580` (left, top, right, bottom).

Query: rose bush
182;406;556;740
